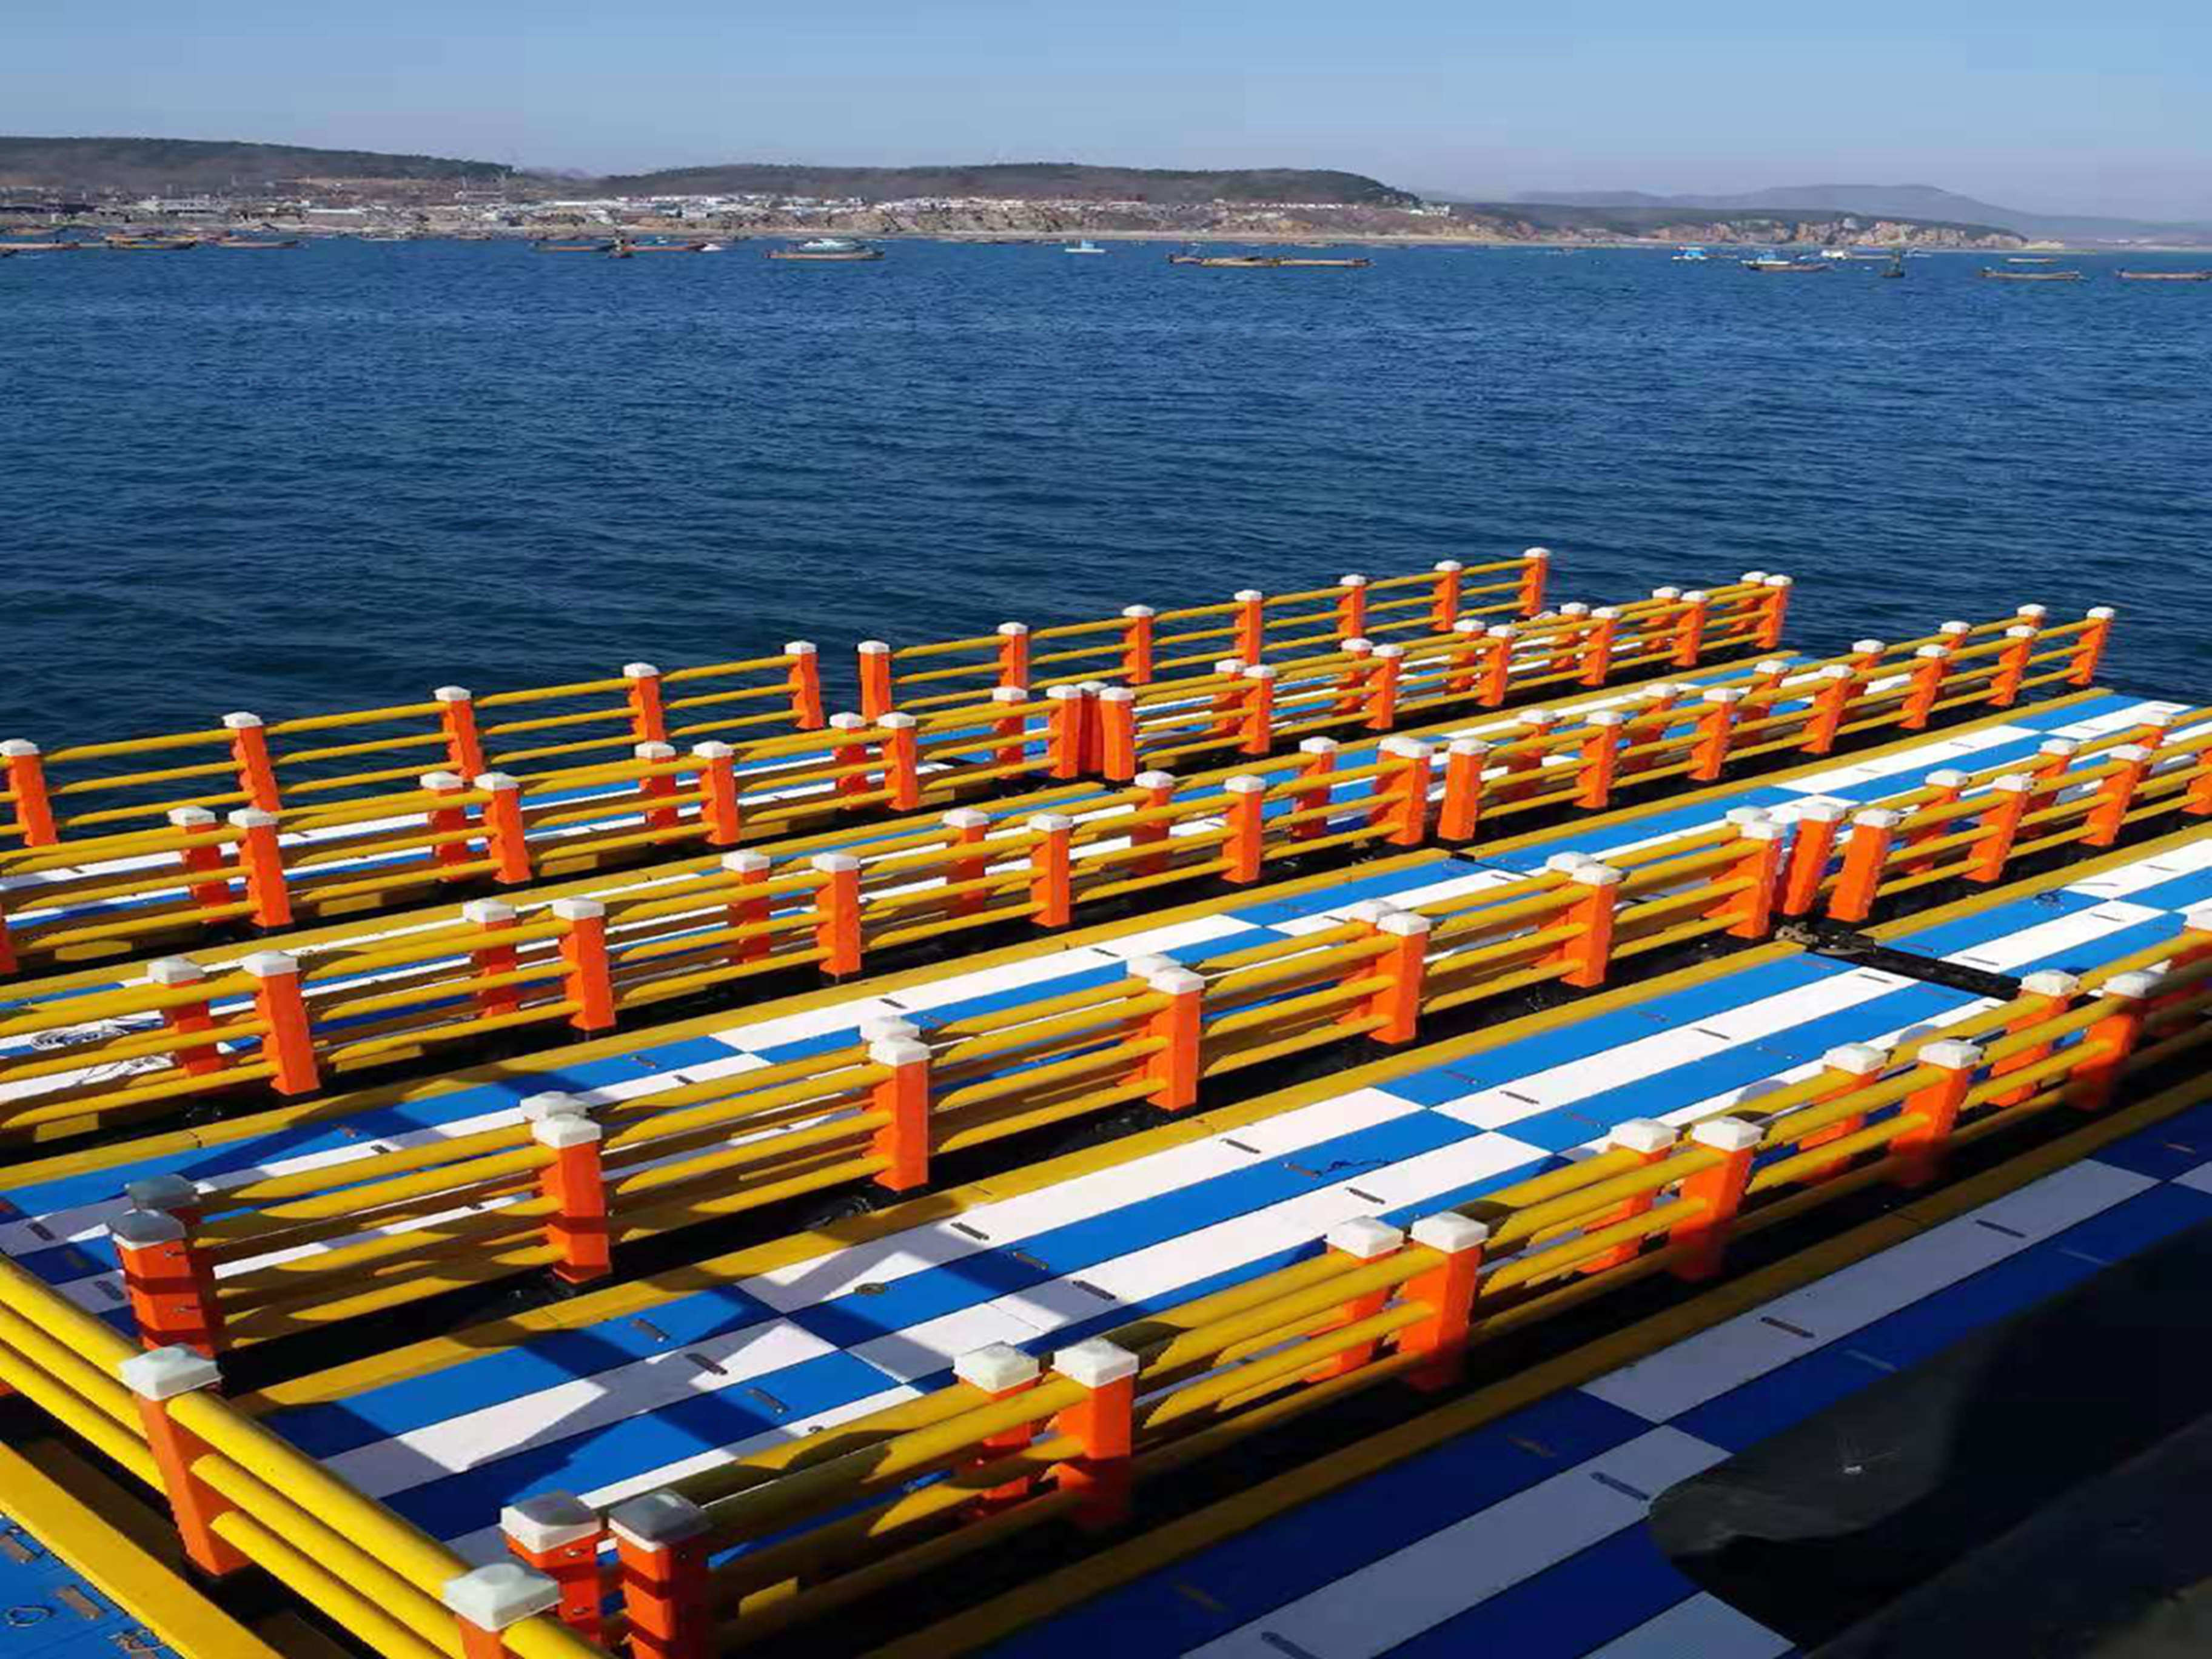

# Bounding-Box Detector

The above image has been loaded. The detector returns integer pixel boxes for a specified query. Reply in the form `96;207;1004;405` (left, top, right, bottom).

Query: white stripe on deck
2063;836;2212;901
1582;1159;2151;1423
1182;1427;1726;1659
1580;1594;1793;1659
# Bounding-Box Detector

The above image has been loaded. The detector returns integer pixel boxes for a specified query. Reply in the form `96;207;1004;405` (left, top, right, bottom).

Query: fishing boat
210;238;302;249
1671;246;1711;262
532;239;614;253
1744;257;1829;273
2117;269;2212;282
1062;240;1106;255
1980;267;2083;282
104;236;198;251
622;240;712;254
769;237;883;261
2006;256;2058;264
1273;256;1372;268
0;240;89;252
1880;253;1906;279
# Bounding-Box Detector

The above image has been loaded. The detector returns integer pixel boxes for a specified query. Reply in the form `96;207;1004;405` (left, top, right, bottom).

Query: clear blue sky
13;0;2208;220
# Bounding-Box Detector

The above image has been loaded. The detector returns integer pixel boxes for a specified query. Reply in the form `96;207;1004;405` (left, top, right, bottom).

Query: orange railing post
1672;589;1710;668
147;957;226;1077
1335;574;1370;640
785;640;825;729
1518;547;1550;617
624;662;668;745
1755;573;1794;649
1097;687;1138;780
994;622;1031;691
989;685;1030;773
1363;910;1431;1043
1555;863;1621;987
1239;665;1276;756
1479;625;1515;705
1991;625;2037;707
878;712;923;809
2;739;58;845
1308;1218;1403;1382
1578;1119;1678;1273
1430;560;1464;631
421;771;480;882
1366;644;1404;731
2070;606;2116;686
1222;776;1267;883
2085;745;2151;846
811;852;863;976
434;685;487;780
1991;971;2076;1108
1027;813;1074;927
501;1495;606;1643
1798;1042;1889;1181
554;898;617;1032
1139;964;1205;1110
609;1492;712;1659
119;1349;250;1577
1577;711;1622;810
1805;666;1855;755
827;713;877;810
168;806;233;922
1829;808;1900;923
1235;590;1266;663
112;1208;225;1356
244;950;318;1094
1287;738;1335;842
1901;645;1950;729
533;1101;612;1284
690;742;742;844
1120;605;1156;683
2067;972;2157;1113
1671;1117;1762;1281
1129;773;1176;876
870;1032;933;1191
1966;773;2033;882
1438;737;1487;842
225;808;292;929
1050;1339;1139;1529
1332;639;1374;721
1778;798;1846;916
1891;1040;1983;1188
463;898;523;1017
1045;686;1087;780
634;742;681;830
1718;819;1785;939
1400;1213;1489;1389
224;712;281;813
1379;737;1434;847
722;851;775;962
474;772;533;884
1689;688;1741;782
857;640;895;720
1578;606;1620;686
953;1345;1045;1515
1443;618;1485;700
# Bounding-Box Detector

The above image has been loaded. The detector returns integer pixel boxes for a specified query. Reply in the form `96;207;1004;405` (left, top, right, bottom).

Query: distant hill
0;136;513;192
1444;201;2019;247
1515;184;2212;244
596;161;1417;207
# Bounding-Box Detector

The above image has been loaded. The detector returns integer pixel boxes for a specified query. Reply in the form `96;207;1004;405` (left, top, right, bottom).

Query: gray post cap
501;1491;600;1553
608;1490;709;1550
124;1174;201;1213
442;1561;560;1631
118;1345;221;1400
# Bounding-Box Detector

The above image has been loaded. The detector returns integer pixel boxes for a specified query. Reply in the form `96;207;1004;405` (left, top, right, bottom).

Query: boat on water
1171;253;1370;269
2007;256;2058;264
1062;240;1106;255
2117;269;2212;282
1744;257;1830;273
532;239;614;253
210;238;302;249
1880;253;1906;279
769;237;883;261
1980;267;2083;281
1671;246;1711;262
104;236;198;251
0;240;90;252
620;240;712;254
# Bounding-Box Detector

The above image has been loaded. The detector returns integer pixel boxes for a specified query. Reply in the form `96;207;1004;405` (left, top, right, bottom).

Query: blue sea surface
2;240;2206;741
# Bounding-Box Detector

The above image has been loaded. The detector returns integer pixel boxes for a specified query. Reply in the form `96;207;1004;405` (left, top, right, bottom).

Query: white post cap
785;640;818;655
857;639;890;655
1572;862;1625;887
144;957;207;987
623;662;660;679
1134;769;1180;789
2086;605;2116;620
1410;1213;1490;1253
828;711;870;729
1544;851;1598;874
1122;604;1155;619
1852;808;1903;830
1682;590;1710;605
1447;737;1492;759
691;740;735;760
2102;970;2165;1002
1558;602;1590;618
810;851;859;873
111;1207;187;1250
633;741;675;761
1940;620;1972;635
2004;624;2038;639
1691;1118;1763;1153
1823;1042;1890;1075
118;1346;222;1401
876;711;917;729
955;1342;1041;1393
1325;1217;1405;1259
722;850;771;874
1235;589;1264;602
1924;768;1967;789
1433;559;1464;573
2020;970;2080;998
991;685;1029;703
607;1490;709;1550
1524;546;1551;559
1371;643;1405;661
1375;910;1433;938
1989;773;2033;794
1609;1119;1677;1154
1339;573;1369;588
222;711;264;729
460;899;518;929
167;805;217;827
1754;659;1792;677
2182;904;2212;933
475;771;520;792
2039;737;2080;757
226;808;278;830
521;1091;589;1120
869;1036;931;1068
1243;663;1277;681
1045;684;1084;703
2015;603;2048;620
1053;1337;1141;1389
1765;574;1794;589
1724;806;1772;826
1919;1039;1984;1070
1703;686;1744;705
501;1492;600;1553
550;897;604;922
997;622;1030;637
1342;637;1373;654
857;1013;920;1042
1517;708;1558;728
1380;736;1434;760
1;739;40;757
1121;953;1175;980
1296;737;1340;757
1789;797;1849;824
532;1114;602;1150
240;950;299;979
1740;571;1769;584
1026;812;1074;833
1147;966;1208;997
420;769;466;791
434;685;473;702
941;806;992;831
1222;774;1268;796
1651;586;1682;602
